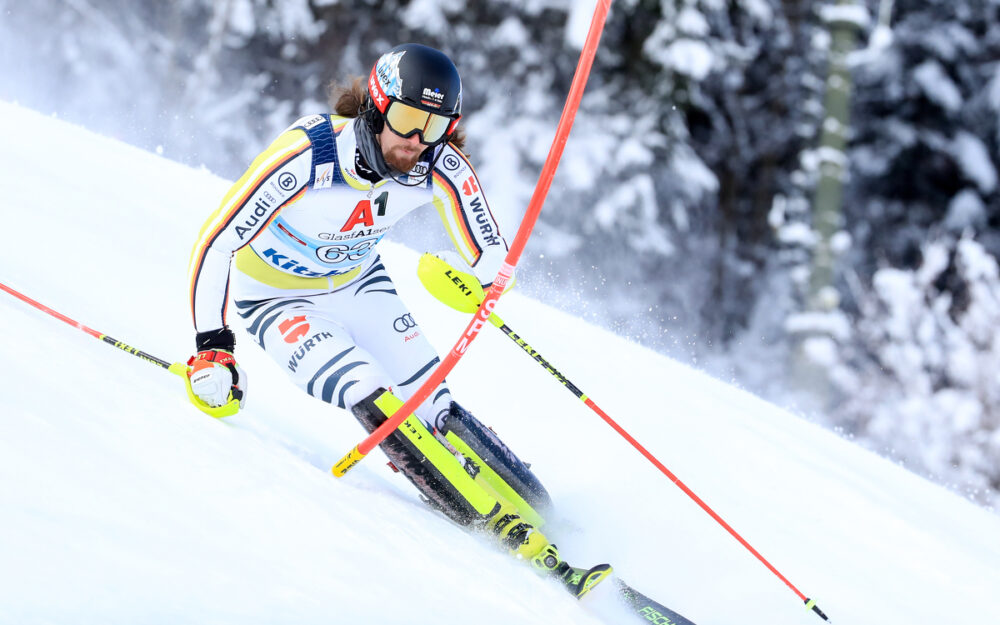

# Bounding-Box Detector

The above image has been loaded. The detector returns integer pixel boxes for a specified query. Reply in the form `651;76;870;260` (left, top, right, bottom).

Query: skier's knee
339;372;392;411
349;388;489;526
427;387;452;431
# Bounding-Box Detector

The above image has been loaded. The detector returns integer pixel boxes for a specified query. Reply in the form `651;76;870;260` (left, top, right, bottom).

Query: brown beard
383;144;423;173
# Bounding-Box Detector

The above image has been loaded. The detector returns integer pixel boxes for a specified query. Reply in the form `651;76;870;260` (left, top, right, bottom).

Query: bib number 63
316;238;377;263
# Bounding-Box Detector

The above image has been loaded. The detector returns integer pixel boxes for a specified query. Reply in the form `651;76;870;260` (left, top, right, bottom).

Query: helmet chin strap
397;144;445;188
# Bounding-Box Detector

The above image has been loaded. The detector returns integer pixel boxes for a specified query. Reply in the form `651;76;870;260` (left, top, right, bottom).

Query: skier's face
379;125;424;173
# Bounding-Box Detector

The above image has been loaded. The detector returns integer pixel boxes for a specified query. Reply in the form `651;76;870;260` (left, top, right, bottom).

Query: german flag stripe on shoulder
433;169;481;264
448;148;506;259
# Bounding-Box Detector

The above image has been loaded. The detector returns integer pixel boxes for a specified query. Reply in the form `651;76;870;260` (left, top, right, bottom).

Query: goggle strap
368;67;390;113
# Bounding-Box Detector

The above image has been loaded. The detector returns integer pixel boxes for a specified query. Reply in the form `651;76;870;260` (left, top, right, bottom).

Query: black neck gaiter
353;117;392;182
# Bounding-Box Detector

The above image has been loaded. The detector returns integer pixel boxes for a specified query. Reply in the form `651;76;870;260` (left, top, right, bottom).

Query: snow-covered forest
1;0;998;507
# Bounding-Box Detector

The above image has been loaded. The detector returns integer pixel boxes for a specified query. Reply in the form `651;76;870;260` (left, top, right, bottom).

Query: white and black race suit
188;114;508;426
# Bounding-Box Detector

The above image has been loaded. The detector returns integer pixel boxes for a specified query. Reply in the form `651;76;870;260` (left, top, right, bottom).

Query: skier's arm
187;128;312;335
430;144;511;289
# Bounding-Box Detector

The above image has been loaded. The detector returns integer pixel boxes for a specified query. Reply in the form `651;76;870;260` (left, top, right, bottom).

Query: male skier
185;43;609;597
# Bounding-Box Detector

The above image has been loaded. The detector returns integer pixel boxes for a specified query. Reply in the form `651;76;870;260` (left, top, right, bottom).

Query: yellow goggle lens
385;102;453;144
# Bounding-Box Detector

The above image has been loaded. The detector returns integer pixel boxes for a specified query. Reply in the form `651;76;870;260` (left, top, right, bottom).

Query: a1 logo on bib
279;315;310;344
341;192;389;232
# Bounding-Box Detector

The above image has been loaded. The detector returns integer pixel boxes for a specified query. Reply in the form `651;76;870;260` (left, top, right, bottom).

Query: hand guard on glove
188;349;247;408
186;327;246;417
431;250;514;294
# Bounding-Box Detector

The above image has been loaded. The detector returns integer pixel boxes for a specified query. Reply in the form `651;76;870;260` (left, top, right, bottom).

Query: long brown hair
326;76;467;152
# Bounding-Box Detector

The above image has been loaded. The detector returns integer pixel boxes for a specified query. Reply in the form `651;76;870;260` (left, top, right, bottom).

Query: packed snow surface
1;101;998;624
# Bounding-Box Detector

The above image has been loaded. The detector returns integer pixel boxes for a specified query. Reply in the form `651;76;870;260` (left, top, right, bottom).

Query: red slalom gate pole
331;0;614;476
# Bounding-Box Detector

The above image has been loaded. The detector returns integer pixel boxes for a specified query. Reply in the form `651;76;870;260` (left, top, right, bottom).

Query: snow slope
1;101;998;625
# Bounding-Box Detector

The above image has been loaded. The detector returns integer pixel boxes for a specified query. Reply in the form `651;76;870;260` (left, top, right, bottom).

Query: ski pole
416;254;834;623
0;280;238;418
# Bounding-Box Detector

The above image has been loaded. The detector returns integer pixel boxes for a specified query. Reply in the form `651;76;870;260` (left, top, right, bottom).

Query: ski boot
556;561;614;599
491;510;613;599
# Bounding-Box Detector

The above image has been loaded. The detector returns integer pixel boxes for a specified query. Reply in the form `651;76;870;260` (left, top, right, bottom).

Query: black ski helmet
365;43;462;141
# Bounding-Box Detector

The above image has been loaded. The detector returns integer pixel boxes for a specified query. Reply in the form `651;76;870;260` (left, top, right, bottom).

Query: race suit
188;114;508;427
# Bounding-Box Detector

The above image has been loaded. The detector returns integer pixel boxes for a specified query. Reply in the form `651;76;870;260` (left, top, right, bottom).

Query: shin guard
441;402;553;527
350;389;501;527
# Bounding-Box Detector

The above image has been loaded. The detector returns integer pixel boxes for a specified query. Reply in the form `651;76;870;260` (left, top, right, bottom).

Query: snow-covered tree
802;0;1000;504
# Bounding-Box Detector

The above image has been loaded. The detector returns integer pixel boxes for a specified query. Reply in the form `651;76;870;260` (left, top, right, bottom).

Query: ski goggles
384;100;460;145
